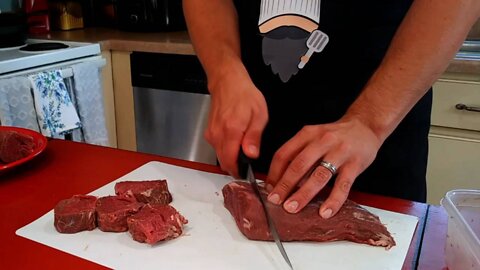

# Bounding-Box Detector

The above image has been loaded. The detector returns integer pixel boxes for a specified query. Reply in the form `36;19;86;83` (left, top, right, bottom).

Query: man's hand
265;117;382;218
204;69;268;178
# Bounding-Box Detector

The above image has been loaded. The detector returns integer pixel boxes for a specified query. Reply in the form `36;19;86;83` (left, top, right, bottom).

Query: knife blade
238;150;294;270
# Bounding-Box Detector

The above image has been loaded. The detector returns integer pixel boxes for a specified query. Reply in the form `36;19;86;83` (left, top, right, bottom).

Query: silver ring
319;160;337;175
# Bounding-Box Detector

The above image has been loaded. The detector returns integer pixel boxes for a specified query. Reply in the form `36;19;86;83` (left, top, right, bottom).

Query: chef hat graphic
258;0;320;33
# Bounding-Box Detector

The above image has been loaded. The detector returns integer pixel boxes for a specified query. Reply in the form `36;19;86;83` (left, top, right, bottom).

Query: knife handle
237;148;251;179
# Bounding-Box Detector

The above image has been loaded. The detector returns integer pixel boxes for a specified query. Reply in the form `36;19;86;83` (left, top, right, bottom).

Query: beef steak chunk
0;130;35;163
54;195;97;234
96;195;144;232
127;204;188;245
114;180;173;205
222;181;396;249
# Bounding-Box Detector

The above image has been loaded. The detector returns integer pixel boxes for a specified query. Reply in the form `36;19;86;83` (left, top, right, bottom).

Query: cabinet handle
455;103;480;113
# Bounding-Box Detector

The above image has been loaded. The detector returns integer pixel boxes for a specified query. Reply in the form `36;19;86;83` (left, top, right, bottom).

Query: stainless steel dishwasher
131;52;217;165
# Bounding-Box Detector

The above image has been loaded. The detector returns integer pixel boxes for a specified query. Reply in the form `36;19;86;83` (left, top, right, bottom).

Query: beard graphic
262;26;310;83
258;0;328;82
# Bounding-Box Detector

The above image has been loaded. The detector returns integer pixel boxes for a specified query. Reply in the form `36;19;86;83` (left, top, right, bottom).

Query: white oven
0;39;110;146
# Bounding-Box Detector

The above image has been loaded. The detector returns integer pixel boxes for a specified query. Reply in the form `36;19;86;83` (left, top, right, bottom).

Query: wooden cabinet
111;51;137;151
427;76;480;205
100;50;117;148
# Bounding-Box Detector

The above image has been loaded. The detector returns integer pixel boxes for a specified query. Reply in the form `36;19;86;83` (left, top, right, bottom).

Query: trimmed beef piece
222;181;396;249
0;130;35;163
96;195;144;232
54;195;97;234
127;204;188;244
115;180;173;205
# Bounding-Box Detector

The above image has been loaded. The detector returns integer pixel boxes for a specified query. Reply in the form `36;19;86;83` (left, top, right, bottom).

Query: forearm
183;0;248;93
344;0;480;142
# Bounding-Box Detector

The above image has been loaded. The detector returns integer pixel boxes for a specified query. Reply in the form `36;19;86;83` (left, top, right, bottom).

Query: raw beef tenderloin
127;204;188;244
115;180;173;205
54;195;97;233
0;130;35;163
96;195;144;232
222;181;396;249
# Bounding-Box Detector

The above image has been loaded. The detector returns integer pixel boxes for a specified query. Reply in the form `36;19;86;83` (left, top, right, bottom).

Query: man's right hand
183;0;267;177
204;66;268;178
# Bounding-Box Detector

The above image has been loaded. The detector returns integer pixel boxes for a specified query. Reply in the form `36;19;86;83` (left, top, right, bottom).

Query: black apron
232;0;431;202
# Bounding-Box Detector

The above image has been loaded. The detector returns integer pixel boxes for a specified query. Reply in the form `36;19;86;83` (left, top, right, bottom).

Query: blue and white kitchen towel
0;76;40;131
29;70;81;137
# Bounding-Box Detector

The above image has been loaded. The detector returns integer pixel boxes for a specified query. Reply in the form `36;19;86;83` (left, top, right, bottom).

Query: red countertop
418;205;449;269
0;139;433;269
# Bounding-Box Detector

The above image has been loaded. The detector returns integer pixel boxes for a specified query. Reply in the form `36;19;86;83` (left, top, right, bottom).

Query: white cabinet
427;77;480;205
427;127;480;204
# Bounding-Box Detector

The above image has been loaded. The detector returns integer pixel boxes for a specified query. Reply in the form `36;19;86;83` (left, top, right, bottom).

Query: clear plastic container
441;189;480;270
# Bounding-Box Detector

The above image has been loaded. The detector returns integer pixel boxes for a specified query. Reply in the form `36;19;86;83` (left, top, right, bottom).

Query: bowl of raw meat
0;126;47;172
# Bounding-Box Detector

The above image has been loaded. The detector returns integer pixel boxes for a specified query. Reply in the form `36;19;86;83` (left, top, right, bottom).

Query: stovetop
0;39;101;76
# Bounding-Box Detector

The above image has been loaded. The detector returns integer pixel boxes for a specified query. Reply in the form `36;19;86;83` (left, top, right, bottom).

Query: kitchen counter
417;205;449;270
0;139;445;269
32;27;480;75
31;27;194;55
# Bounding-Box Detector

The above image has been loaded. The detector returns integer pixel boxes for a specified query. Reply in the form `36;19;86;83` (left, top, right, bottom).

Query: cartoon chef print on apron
259;0;328;82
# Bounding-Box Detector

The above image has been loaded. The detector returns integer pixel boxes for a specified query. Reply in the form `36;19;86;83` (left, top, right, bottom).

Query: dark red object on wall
24;0;50;34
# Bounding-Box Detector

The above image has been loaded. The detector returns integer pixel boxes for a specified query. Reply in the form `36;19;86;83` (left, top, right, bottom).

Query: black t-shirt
231;0;431;202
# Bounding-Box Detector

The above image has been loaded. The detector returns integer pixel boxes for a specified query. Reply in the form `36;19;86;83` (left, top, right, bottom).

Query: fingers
318;162;359;219
281;147;348;213
220;118;247;177
205;91;268;178
266;126;319;189
204;110;242;175
283;162;341;214
241;105;268;159
266;119;380;218
282;164;333;213
267;133;333;206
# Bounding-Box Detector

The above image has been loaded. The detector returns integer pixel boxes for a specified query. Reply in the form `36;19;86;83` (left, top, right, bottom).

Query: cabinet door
112;51;136;151
427;131;480;205
432;79;480;132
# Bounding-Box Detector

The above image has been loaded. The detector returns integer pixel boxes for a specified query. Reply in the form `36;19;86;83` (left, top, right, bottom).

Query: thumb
242;116;267;160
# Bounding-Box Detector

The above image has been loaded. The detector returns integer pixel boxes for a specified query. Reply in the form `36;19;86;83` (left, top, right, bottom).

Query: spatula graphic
298;29;329;69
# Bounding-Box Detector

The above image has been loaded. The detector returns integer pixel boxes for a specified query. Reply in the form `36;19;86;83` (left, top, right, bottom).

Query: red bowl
0;126;47;172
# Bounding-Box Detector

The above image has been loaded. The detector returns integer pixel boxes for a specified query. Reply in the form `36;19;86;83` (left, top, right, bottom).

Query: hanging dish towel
29;70;81;137
63;77;85;143
0;76;40;131
71;62;109;146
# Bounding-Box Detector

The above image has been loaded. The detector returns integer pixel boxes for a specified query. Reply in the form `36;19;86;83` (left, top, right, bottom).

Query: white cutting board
17;161;418;270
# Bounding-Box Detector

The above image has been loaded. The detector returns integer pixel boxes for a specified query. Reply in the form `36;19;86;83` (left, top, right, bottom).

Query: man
183;0;480;218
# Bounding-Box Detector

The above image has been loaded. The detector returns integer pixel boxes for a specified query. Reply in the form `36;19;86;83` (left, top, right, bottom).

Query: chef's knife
238;150;294;270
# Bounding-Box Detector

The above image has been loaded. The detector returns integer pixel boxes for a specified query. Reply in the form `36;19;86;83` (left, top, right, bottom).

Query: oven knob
130;14;139;24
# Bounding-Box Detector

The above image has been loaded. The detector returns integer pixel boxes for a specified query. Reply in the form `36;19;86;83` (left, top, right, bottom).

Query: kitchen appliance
0;0;18;12
0;39;109;145
130;52;217;165
87;0;117;27
16;161;419;270
0;39;102;76
0;12;27;48
116;0;186;32
24;0;50;34
0;0;23;14
0;0;27;48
